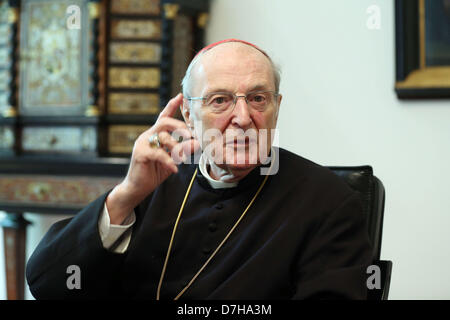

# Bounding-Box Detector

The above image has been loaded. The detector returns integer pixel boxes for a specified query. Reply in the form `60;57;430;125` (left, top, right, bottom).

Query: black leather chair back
327;166;386;262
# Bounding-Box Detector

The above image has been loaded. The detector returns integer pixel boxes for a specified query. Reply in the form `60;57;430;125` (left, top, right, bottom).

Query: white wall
2;0;449;300
206;0;450;299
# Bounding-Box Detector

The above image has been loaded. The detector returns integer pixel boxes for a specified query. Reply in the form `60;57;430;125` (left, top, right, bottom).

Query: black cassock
26;147;372;299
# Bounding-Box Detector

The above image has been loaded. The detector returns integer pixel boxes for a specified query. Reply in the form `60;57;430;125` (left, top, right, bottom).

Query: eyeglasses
187;91;280;113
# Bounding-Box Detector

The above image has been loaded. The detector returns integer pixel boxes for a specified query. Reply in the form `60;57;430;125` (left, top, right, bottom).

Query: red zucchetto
194;38;270;59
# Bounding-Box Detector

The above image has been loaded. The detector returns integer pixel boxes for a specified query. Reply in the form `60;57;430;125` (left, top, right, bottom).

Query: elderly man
26;39;372;300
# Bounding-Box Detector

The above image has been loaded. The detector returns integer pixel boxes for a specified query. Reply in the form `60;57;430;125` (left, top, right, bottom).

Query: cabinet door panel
110;0;161;15
18;0;92;116
110;19;161;40
0;126;14;150
109;67;160;88
22;126;97;153
108;125;148;154
108;93;160;114
109;42;162;64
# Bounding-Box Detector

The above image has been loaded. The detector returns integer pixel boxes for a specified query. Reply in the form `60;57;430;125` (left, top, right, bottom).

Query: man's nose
230;96;252;128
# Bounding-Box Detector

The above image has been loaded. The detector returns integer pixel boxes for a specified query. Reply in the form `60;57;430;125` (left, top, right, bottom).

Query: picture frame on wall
395;0;450;99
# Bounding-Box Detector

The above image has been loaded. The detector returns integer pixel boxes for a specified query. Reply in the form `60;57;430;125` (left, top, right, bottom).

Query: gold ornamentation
395;66;450;88
109;67;161;88
8;8;18;23
110;19;162;39
85;105;101;116
418;0;426;69
28;182;51;200
2;106;17;118
109;42;162;64
108;125;149;153
0;175;121;207
148;133;161;149
111;0;160;15
108;93;160;114
197;12;209;29
163;3;179;19
88;2;100;19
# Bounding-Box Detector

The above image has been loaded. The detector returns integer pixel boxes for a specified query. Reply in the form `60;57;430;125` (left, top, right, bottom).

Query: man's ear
180;98;193;129
275;94;282;120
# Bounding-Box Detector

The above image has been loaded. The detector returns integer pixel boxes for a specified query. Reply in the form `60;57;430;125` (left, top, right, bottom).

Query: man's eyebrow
247;84;271;92
204;84;271;95
203;88;231;94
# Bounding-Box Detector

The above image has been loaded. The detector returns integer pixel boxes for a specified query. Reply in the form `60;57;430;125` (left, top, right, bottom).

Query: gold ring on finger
148;133;161;149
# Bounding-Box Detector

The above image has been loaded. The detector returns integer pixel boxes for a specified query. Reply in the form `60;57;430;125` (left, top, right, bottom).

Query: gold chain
156;167;198;300
156;153;275;300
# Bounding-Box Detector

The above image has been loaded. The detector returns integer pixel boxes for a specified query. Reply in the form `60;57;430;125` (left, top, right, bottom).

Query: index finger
158;93;183;120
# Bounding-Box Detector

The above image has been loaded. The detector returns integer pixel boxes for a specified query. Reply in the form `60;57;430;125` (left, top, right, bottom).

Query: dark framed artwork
395;0;450;99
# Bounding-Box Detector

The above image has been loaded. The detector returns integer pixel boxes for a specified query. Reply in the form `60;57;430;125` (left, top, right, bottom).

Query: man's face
182;42;281;172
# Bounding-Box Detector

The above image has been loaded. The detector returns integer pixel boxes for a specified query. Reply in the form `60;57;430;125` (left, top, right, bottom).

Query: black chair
328;166;392;300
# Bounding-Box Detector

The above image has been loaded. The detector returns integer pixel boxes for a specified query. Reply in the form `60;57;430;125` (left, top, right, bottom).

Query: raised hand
106;93;200;224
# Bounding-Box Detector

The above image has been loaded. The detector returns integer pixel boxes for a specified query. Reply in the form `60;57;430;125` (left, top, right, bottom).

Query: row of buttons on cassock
180;202;224;288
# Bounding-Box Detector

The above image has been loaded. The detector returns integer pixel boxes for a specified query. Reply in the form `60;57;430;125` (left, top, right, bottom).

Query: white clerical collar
198;153;238;189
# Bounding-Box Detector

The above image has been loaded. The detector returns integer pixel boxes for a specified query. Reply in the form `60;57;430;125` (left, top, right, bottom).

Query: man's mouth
225;137;257;146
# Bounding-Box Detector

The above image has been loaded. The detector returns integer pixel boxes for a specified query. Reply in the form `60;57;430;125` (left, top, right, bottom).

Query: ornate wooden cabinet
0;0;209;299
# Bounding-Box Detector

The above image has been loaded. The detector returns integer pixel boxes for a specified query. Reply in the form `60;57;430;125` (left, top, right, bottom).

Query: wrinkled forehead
194;39;270;59
192;42;274;92
202;41;271;64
